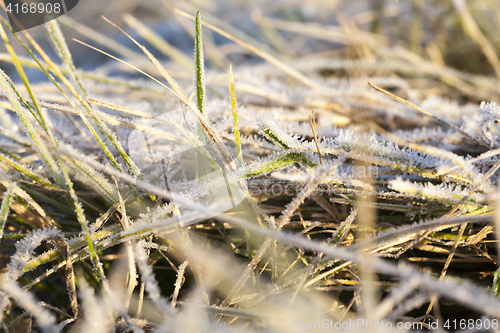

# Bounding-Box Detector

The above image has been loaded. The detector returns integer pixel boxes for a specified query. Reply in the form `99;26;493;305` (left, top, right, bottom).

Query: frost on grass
389;176;486;211
2;1;500;332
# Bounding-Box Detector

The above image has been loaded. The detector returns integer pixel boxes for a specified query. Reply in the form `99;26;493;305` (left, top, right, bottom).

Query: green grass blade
0;23;57;146
59;159;104;284
99;17;235;168
0;70;64;187
195;11;206;115
0;183;16;241
244;151;309;178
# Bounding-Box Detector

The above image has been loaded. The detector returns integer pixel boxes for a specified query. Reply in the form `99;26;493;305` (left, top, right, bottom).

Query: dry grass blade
174;9;321;90
452;0;500;78
99;16;236;169
309;108;323;166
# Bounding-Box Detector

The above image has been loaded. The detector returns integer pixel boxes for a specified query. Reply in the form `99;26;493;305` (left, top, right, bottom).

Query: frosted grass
0;1;500;331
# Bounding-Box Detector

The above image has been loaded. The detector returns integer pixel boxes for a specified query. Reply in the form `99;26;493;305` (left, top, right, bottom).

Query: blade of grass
0;16;109;284
309;108;323;166
1;16;138;199
123;13;193;72
0;182;16;241
56;15;148;65
0;70;64;187
60;159;104;284
87;97;156;119
0;173;55;227
0;24;43;126
88;16;271;232
194;11;208;186
367;120;480;185
195;11;206;115
228;64;243;168
24;147;499;320
368;81;491;149
161;0;226;69
30;97;184;143
493;191;500;296
98;16;235;170
425;159;500;314
0;21;67;171
174;9;321;90
0;153;56;189
45;20;142;181
0;17;129;190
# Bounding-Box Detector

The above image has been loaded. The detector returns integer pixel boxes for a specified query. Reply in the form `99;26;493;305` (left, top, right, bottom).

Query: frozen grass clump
1;0;500;331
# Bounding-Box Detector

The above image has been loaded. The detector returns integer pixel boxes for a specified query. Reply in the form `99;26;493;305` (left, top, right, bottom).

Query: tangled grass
1;0;500;332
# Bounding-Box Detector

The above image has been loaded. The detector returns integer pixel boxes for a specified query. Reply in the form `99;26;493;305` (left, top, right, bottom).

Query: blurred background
0;0;499;104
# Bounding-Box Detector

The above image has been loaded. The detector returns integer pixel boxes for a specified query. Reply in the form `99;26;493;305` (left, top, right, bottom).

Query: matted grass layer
1;0;500;332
